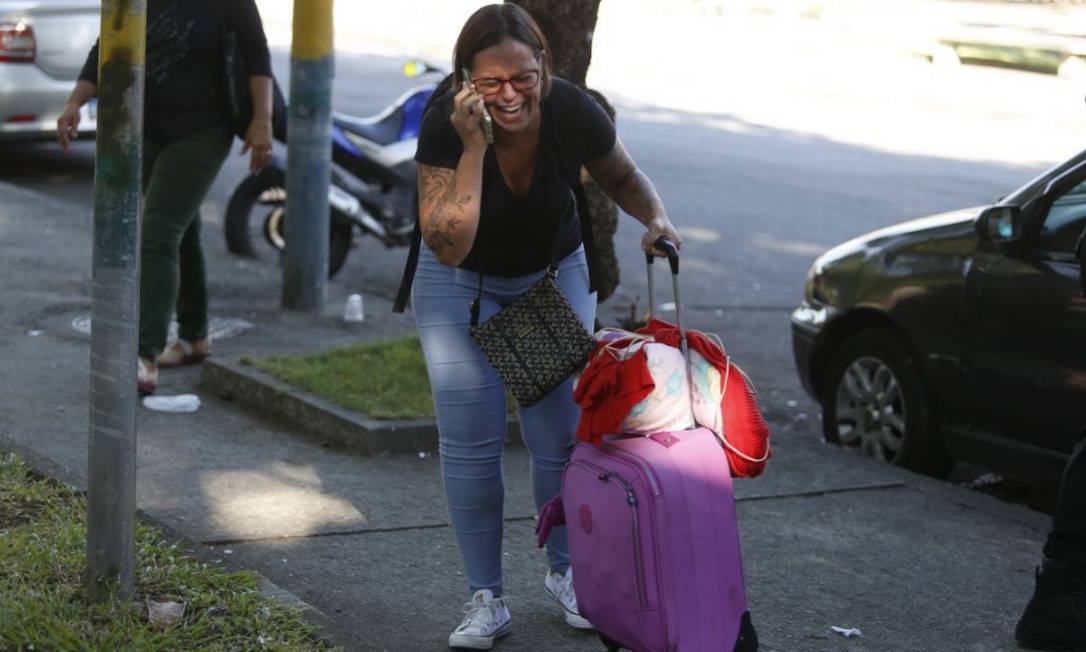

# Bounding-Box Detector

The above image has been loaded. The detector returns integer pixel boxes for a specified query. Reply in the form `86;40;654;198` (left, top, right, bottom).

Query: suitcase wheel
596;612;756;652
733;610;759;652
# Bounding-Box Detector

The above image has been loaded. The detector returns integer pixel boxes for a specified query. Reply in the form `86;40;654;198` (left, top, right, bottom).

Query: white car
0;0;99;141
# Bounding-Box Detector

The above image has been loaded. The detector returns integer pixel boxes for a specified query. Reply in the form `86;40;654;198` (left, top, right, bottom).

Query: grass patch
0;452;337;651
248;336;519;420
249;336;435;420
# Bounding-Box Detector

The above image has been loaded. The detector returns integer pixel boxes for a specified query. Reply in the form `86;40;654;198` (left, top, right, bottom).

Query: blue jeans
413;244;596;597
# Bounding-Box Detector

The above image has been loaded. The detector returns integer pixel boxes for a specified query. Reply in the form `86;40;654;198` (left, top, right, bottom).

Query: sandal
157;338;210;368
137;358;157;395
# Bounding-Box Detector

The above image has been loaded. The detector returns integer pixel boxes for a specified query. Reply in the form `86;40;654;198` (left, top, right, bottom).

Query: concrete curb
200;357;523;455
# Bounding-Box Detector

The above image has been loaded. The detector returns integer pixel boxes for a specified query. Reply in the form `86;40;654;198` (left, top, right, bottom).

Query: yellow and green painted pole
86;0;144;601
283;0;334;311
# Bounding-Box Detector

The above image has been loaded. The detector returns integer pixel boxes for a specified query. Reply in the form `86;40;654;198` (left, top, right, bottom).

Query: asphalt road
0;48;1068;512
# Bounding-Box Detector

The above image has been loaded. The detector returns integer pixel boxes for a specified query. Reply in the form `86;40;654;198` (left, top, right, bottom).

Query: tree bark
506;0;600;86
506;0;621;305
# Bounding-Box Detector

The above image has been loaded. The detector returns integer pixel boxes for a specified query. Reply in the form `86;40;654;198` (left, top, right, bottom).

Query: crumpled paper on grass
147;599;185;630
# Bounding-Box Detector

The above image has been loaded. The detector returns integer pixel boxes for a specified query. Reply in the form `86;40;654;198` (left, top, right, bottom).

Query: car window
1039;178;1086;257
1005;148;1086;205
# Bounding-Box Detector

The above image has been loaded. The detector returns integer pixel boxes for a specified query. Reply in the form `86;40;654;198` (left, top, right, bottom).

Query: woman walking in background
56;0;274;394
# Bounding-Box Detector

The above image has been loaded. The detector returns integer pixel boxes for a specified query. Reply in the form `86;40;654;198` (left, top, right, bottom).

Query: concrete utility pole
282;0;334;312
86;0;144;601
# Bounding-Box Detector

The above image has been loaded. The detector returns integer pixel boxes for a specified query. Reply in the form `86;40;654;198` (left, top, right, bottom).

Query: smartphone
462;67;494;145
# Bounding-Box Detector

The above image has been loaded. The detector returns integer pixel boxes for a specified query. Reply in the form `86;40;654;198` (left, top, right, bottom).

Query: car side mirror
975;205;1022;243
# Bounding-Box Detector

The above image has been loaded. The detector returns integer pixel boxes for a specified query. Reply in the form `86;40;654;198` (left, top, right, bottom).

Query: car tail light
0;22;35;63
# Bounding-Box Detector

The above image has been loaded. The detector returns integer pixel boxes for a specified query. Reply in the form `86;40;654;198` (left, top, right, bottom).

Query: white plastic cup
343;293;364;322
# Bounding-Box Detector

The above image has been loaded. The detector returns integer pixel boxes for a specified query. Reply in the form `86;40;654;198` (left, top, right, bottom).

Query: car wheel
821;329;952;477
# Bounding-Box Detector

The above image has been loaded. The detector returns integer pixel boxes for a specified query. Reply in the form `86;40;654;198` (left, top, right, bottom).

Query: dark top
79;0;271;144
414;77;616;277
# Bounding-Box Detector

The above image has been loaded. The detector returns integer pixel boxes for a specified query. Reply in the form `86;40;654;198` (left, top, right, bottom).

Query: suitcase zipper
592;446;673;649
570;461;649;610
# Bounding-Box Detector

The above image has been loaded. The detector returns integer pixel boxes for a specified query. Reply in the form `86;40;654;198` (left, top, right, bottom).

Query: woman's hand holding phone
451;69;493;150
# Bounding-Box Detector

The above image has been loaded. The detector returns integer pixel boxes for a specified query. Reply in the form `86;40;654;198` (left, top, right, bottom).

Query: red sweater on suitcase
573;319;771;478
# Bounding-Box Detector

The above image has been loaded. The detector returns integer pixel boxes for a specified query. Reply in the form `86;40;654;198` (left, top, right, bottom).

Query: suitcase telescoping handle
645;236;692;383
645;235;681;324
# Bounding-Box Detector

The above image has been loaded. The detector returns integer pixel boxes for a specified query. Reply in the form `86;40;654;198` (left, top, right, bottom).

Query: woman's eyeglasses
470;69;540;96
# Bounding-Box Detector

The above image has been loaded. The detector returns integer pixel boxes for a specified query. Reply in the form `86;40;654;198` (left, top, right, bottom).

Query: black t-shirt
415;77;616;277
79;0;271;144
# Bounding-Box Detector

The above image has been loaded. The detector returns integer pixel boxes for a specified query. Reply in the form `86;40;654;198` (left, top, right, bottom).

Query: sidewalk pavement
0;178;1053;652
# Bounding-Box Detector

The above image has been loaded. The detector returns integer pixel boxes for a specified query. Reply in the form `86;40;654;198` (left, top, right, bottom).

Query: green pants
139;124;233;361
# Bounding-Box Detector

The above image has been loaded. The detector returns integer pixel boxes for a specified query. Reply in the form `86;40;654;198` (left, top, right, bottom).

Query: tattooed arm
418;158;483;266
585;137;683;255
416;77;493;266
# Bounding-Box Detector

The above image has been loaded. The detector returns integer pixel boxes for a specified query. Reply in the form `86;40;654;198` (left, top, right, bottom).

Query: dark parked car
792;149;1086;479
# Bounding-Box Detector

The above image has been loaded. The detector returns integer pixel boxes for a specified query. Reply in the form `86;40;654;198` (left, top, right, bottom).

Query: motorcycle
223;60;443;277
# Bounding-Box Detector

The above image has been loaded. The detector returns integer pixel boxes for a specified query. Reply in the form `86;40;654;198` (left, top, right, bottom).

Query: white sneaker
544;568;593;630
448;589;512;650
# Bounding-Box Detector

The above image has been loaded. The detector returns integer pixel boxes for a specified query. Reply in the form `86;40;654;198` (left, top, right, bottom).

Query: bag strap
392;217;423;313
393;73;455;314
468;108;574;328
469;232;563;329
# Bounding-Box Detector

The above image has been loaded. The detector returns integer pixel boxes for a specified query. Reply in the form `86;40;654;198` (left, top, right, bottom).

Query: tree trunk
506;0;620;306
506;0;600;86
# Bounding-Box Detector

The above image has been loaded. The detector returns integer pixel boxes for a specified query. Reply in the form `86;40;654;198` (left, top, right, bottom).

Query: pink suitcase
562;428;756;652
545;239;758;651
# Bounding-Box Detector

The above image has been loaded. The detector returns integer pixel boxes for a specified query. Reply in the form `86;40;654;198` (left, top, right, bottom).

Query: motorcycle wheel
224;170;353;279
